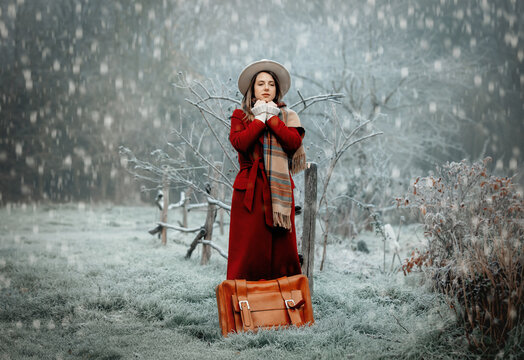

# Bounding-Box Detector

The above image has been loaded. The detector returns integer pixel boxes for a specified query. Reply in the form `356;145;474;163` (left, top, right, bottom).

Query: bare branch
297;89;307;109
196;108;239;173
204;174;233;191
289;93;345;115
340;131;384;155
185;98;230;128
168;132;234;188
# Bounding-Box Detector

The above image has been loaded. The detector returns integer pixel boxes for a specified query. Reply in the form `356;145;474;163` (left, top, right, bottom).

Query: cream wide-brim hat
237;59;291;97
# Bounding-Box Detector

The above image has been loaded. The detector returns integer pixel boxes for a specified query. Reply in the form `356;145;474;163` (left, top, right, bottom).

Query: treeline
0;0;521;205
0;1;198;204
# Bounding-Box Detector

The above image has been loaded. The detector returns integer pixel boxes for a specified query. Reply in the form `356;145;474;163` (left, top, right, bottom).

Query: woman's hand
251;102;267;122
266;101;280;117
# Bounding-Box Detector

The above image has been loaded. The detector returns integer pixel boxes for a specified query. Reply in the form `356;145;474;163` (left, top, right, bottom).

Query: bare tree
120;74;345;262
306;104;383;271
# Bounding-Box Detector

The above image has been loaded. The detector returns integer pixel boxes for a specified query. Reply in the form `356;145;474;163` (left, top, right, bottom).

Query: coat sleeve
229;109;266;153
266;115;303;154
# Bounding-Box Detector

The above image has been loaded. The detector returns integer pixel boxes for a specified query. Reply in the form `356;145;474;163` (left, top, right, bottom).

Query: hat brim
238;59;291;97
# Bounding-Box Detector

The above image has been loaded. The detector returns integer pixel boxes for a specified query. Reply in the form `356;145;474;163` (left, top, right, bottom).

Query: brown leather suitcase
215;274;314;336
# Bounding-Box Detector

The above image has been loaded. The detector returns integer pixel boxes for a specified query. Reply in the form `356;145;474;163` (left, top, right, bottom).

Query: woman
227;59;306;281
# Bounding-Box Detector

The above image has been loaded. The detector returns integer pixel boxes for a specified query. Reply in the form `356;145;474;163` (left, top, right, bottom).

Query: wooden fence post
218;181;225;235
201;162;221;265
161;172;169;246
182;187;192;228
301;162;317;293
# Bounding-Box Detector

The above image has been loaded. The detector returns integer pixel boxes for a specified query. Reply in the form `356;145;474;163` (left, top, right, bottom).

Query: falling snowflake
474;75;482;86
399;17;407;29
104;115;113;128
100;62;108;74
391;167;400;179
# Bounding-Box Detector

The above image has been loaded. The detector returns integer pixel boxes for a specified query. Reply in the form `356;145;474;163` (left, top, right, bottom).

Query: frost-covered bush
399;158;523;352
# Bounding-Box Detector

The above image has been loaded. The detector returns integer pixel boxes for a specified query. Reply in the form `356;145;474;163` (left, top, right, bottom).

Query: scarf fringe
291;148;306;175
273;211;292;230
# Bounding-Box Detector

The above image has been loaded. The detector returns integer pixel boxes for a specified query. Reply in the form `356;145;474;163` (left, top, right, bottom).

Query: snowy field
0;203;478;359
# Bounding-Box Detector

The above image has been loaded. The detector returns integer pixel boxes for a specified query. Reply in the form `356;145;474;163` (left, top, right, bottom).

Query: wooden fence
149;162;318;292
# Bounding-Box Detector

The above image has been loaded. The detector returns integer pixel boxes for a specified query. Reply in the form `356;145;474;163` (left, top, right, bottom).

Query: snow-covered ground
0;203;476;359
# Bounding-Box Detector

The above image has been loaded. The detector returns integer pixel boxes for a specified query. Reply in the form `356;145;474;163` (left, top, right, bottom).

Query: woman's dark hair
240;70;282;121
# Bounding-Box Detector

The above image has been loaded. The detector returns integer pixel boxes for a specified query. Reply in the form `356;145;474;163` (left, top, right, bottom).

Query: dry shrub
399;157;523;351
401;249;430;276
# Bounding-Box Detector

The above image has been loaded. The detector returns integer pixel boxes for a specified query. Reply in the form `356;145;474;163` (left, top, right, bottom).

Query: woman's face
253;72;276;103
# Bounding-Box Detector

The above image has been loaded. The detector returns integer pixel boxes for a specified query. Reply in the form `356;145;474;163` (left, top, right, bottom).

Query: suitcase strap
235;279;255;332
277;277;304;327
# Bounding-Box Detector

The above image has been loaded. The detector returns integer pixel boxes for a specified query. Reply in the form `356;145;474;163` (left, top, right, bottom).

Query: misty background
0;0;522;206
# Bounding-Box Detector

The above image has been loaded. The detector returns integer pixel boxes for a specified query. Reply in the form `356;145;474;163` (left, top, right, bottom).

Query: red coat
226;108;303;281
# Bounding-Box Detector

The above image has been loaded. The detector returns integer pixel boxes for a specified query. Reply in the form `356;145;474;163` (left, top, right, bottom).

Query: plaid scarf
263;107;306;230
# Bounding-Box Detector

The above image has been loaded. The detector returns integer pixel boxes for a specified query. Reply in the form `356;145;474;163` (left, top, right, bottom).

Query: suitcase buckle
285;299;296;309
239;300;250;310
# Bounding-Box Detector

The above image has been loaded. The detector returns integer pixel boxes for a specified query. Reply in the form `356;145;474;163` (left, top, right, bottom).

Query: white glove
251;102;267;122
266;101;280;118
